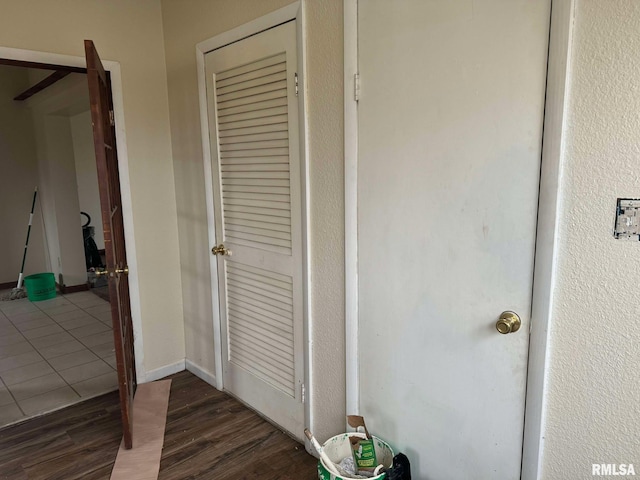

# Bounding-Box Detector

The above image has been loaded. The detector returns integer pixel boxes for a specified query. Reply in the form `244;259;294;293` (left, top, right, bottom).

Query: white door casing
356;2;551;479
204;20;305;439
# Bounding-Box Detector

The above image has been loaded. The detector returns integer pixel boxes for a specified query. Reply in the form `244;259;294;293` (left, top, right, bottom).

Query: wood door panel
85;39;136;449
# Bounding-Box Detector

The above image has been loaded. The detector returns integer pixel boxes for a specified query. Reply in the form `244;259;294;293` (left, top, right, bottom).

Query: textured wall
541;1;640;477
34;114;87;287
71;111;104;251
0;0;185;374
303;0;345;441
160;0;345;440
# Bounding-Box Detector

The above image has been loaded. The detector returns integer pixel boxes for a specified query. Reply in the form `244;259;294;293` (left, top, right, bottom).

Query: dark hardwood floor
0;371;317;479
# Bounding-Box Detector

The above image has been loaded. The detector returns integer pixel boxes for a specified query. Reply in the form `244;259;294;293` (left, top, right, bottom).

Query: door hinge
301;383;305;403
354;73;360;102
109;110;115;126
295;72;299;97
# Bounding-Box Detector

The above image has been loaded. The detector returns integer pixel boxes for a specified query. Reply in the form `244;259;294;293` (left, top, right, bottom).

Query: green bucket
24;273;56;302
317;434;394;480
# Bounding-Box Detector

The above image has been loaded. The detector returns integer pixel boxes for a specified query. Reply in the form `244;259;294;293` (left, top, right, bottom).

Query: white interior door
357;2;550;479
205;20;304;438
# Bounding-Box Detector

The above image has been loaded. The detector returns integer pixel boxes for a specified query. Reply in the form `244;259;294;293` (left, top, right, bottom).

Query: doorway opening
0;52;136;431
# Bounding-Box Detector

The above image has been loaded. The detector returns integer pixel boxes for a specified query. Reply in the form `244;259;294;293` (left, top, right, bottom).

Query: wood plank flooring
0;371;317;479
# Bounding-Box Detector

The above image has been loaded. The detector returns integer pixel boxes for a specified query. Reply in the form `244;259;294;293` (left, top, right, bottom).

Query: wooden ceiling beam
13;70;72;101
0;58;86;74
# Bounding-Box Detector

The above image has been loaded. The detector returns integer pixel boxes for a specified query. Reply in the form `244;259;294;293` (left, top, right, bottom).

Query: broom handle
17;187;38;289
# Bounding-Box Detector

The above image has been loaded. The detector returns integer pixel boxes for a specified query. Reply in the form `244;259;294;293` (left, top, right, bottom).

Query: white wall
540;1;640;477
0;0;185;375
160;0;345;440
303;0;345;440
71;110;104;251
26;73;88;288
32;112;87;287
0;66;47;284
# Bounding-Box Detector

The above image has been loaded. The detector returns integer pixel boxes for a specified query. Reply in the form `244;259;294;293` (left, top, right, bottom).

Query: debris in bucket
337;456;373;478
339;456;357;475
305;428;358;478
309;418;411;480
306;428;373;479
346;415;412;480
338;457;372;478
348;415;378;474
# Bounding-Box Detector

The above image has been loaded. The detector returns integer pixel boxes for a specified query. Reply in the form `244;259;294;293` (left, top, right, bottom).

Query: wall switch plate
614;198;640;240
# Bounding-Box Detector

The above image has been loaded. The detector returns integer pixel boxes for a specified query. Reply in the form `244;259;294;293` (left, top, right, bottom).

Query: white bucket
317;433;394;480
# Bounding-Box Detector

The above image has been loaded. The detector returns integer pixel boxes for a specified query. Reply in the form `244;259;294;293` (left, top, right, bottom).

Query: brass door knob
211;244;232;256
96;267;128;276
496;311;521;334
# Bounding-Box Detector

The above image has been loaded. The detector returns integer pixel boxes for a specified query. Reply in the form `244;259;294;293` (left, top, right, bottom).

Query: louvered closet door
205;20;304;438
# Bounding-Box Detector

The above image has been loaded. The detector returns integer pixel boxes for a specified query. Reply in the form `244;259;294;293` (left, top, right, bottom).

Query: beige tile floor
0;290;117;428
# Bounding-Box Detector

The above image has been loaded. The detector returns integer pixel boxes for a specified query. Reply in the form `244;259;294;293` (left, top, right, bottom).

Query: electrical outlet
614;198;640;240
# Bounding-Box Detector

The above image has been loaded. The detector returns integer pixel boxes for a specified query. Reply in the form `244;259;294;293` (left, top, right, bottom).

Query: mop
2;187;38;301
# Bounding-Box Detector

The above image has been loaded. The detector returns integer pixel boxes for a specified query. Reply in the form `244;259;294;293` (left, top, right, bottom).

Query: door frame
0;45;146;382
196;0;312;429
343;0;576;479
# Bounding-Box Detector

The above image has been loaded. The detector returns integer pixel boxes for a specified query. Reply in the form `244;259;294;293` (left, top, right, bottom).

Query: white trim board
185;359;217;387
342;0;574;477
296;1;313;449
195;3;300;55
143;360;186;383
522;1;575;479
196;37;224;391
344;0;359;418
0;46;146;383
195;0;312;430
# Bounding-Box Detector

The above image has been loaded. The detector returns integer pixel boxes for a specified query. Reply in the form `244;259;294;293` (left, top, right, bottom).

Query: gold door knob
96;267;128;277
496;311;521;334
211;244;232;256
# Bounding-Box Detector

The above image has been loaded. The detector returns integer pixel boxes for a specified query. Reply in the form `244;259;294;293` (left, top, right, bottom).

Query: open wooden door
85;40;136;450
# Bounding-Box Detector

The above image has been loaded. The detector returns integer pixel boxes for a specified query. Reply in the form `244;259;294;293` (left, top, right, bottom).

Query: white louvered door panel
226;262;295;396
205;20;304;439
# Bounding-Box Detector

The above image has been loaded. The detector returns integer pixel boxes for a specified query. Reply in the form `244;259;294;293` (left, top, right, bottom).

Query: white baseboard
185;359;217;388
142;359;185;383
